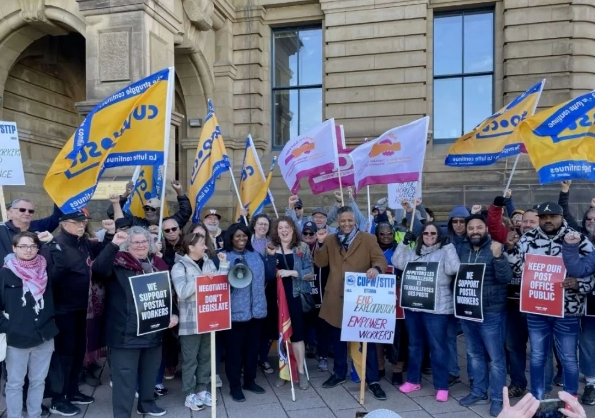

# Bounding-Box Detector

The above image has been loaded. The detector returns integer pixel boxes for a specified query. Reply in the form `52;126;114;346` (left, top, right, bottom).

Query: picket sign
0;121;26;221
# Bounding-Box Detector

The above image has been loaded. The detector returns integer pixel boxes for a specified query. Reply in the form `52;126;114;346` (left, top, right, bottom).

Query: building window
272;26;322;148
433;10;494;144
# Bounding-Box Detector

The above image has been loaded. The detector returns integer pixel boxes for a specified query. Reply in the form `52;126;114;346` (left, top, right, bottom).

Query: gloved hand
402;231;416;246
493;196;507;207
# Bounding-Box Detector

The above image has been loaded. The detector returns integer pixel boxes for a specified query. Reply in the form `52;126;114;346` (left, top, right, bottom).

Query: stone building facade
0;0;593;222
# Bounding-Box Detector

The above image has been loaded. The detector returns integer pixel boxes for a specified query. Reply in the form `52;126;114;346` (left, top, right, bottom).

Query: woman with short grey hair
119;226;159;254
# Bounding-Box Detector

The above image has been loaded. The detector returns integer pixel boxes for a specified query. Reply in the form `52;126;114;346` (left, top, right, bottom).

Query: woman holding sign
392;223;460;402
92;227;178;418
171;233;229;411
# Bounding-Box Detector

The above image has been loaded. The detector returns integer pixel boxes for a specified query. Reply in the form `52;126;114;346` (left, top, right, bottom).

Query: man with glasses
161;217;182;269
45;211;116;416
107;179;192;231
286;196;306;232
0;198;63;262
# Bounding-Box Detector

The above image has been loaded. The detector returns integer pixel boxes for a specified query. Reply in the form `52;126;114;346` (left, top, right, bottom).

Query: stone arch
0;0;86;116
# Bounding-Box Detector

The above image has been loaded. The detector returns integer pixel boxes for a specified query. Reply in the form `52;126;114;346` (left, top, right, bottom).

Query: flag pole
228;167;248;225
364;139;371;228
270;197;280;218
409;177;421;232
337;160;345;207
286;340;296;402
158;67;175;234
359;342;367;404
503;154;520;195
210;331;216;418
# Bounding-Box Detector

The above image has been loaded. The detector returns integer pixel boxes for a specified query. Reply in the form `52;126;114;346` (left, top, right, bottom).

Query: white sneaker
215;374;222;388
185;394;205;411
196;391;212;407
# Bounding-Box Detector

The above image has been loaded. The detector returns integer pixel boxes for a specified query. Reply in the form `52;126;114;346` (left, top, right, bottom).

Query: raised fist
334;190;343;203
37;231;53;243
148;225;159;234
102;219;116;234
266;242;277;256
112;232;128;246
125;180;134;195
401;199;413;213
218;252;228;263
316;228;328;244
490;241;503;258
561;180;572;193
471;204;482;215
505;189;512;199
564;231;581;245
109;194;120;204
506;231;519;250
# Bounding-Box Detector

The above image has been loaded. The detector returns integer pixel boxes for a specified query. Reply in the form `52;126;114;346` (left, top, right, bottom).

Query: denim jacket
275;242;314;298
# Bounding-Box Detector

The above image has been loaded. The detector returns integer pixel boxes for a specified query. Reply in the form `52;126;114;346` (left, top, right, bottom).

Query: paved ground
2;336;595;418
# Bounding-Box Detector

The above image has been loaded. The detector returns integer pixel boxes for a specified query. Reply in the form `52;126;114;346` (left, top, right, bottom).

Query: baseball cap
312;207;327;217
295;198;303;208
302;221;317;233
537;202;563;216
465;214;486;225
144;198;161;209
60;211;91;222
115;218;132;230
203;209;222;220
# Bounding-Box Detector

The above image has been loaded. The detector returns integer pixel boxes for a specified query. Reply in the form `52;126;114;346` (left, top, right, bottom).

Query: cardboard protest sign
400;262;439;312
196;274;231;333
454;264;486;322
0;121;25;185
129;271;172;336
520;254;565;318
341;272;397;344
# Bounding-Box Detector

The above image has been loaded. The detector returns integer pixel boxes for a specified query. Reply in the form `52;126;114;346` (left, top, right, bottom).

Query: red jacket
487;204;511;244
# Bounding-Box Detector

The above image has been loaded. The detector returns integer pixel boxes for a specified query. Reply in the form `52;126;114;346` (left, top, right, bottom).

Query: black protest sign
586;292;595;317
307;273;322;308
129;271;172;336
454;263;486;322
400;262;439;312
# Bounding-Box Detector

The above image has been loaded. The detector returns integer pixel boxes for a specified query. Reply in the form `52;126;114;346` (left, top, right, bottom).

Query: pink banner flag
308;125;355;194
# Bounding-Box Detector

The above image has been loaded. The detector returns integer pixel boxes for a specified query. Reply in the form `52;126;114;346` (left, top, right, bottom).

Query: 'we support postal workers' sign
341;272;396;344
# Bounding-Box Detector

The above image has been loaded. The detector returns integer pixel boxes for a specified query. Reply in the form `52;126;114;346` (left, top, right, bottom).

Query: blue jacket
562;242;595;281
457;237;512;313
226;249;276;322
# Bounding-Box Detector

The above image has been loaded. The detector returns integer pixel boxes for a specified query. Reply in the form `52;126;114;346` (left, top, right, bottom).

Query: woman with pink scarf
0;231;57;418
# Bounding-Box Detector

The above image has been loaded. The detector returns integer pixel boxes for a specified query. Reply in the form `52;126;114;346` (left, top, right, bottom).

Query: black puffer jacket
0;262;59;348
457;236;512;313
46;230;113;314
92;243;175;349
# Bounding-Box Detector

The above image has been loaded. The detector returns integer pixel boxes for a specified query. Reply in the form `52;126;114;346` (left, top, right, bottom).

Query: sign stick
408;177;421;232
286;340;296;402
359;343;367;404
210;331;216;418
503;154;520;195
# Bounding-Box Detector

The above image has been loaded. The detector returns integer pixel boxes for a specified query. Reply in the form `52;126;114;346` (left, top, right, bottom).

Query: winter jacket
226;249;276;322
393;242;460;314
0;263;59;349
273;242;314;298
458;237;512;313
171;255;230;336
162;238;184;270
506;221;594;316
0;212;62;264
443;206;470;253
107;194;192;229
91;243;174;348
46;230;113;314
487;204;512;244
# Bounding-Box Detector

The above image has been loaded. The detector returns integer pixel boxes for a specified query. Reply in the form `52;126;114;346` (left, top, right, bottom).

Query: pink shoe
398;382;421;394
436;389;449;402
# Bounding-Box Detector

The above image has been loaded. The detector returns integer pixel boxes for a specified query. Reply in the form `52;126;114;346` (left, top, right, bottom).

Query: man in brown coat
314;206;389;400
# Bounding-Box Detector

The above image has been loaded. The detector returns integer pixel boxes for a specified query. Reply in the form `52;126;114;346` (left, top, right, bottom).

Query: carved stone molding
182;0;214;31
19;0;47;22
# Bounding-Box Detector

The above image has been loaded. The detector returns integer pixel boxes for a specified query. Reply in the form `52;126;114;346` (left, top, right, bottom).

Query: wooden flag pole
210;331;216;418
359;343;367;404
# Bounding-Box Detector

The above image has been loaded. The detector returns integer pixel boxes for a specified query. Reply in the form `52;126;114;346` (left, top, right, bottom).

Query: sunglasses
295;206;303;210
143;206;158;212
13;208;35;214
163;227;178;233
423;231;437;236
451;220;466;225
586;218;595;222
302;231;315;237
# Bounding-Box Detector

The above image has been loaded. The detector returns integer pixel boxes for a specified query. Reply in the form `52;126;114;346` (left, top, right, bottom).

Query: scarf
114;251;155;274
4;254;48;314
337;226;360;251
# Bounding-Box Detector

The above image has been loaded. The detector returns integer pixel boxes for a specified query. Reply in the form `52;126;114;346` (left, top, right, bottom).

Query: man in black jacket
107;180;192;231
46;211;115;416
0;198;63;263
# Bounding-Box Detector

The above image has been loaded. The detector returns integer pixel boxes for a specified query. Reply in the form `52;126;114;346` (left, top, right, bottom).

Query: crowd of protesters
0;179;594;418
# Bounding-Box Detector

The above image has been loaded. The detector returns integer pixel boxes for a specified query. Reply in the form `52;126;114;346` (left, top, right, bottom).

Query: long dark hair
415;222;444;256
223;223;254;252
270;216;301;249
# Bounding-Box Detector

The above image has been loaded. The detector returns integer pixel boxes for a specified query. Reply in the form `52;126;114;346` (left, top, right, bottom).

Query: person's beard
206;224;218;233
586;224;595;238
468;233;488;247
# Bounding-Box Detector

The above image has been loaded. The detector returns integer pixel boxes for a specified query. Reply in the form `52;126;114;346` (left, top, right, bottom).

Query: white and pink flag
308;125;355;194
278;119;338;194
350;116;429;191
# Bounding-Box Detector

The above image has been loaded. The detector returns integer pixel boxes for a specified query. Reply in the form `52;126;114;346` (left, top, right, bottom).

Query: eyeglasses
302;231;315;237
13;208;35;214
16;245;38;251
255;222;269;227
451;220;466;225
163;227;178;233
423;231;438;236
295;206;303;210
131;240;149;246
65;220;87;225
143;206;158;212
586;218;595;222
